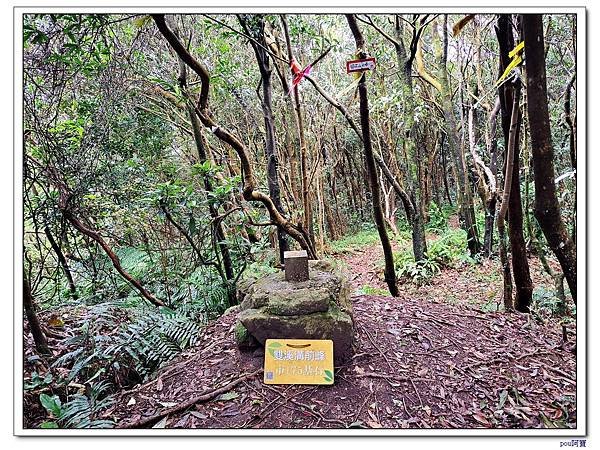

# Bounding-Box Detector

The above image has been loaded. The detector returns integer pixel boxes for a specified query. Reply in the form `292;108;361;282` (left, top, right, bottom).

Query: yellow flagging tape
508;41;525;58
337;71;363;98
495;41;524;86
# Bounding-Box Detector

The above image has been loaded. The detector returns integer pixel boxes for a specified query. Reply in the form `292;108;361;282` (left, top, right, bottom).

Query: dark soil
105;244;576;430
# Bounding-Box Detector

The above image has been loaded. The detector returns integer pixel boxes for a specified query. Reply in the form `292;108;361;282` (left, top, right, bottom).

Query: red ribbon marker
286;48;331;96
288;58;312;95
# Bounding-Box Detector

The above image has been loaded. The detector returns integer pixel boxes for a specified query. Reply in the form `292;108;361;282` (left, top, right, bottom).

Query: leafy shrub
387;215;413;238
358;284;389;296
25;370;53;391
242;260;278;280
475;209;488;238
426;202;448;232
530;286;575;320
394;228;473;285
426;229;469;267
394;225;413;242
37;290;219;428
329;228;381;253
39;381;114;429
184;268;234;318
330;225;410;254
52;301;203;391
393;247;414;269
397;258;441;286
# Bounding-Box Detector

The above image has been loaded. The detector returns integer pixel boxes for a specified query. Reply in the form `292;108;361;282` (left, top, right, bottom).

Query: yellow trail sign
263;339;334;385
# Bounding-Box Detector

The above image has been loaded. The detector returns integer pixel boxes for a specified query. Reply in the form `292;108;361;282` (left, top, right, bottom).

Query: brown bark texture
346;14;399;297
23;274;51;355
522;13;577;302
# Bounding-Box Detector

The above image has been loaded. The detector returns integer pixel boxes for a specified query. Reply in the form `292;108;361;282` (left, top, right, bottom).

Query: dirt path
109;244;576;429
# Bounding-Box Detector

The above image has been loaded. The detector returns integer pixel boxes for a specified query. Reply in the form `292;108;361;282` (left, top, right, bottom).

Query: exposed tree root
118;369;263;429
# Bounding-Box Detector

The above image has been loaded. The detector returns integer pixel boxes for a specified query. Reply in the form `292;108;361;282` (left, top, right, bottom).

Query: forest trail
109;241;576;429
21;12;579;433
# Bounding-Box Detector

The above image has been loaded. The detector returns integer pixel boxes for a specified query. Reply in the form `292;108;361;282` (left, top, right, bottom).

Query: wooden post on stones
284;250;309;282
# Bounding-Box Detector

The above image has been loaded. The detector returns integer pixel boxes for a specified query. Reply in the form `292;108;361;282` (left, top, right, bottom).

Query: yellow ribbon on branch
495;41;525;87
336;71;363;98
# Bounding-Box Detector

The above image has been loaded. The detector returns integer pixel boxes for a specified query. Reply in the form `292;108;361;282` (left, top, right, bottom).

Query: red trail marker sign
346;57;376;73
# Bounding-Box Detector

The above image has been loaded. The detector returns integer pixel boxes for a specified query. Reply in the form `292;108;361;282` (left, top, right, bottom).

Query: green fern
61;382;114;428
397;259;441;286
39;382;115;429
50;299;203;391
102;307;201;378
115;247;152;280
185;267;233;317
427;229;468;267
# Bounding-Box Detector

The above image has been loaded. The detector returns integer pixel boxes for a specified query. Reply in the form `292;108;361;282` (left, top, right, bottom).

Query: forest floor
106;231;577;430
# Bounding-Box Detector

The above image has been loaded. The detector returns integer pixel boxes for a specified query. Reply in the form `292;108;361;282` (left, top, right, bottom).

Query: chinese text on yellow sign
264;339;334;385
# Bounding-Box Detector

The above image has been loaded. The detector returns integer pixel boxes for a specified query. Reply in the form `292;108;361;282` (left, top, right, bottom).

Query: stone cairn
234;251;354;365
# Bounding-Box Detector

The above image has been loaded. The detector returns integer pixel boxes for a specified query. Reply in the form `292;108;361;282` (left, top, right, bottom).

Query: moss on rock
234;320;258;350
235;260;354;364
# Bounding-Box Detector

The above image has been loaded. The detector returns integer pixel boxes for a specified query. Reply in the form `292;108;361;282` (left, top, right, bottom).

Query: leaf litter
105;242;575;429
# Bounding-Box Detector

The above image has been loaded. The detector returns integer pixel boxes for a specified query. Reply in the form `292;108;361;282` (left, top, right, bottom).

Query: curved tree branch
152;14;317;259
60;206;164;307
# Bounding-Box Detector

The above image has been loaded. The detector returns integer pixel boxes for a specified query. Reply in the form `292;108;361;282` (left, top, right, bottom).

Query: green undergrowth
328;226;409;254
328;228;383;253
326;207;475;287
394;228;476;286
425;202;456;233
358;284;389;296
28;252;238;429
531;285;575;325
28;297;214;429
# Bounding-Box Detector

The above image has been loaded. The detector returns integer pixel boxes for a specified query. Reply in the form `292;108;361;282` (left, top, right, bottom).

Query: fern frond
60;381;115;429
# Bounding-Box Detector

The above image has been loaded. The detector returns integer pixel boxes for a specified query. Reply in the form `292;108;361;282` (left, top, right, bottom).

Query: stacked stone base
235;260;354;365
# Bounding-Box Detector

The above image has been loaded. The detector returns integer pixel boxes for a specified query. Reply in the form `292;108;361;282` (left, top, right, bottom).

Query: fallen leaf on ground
152;416;168;428
157;401;178;408
217;392;239;402
472;412;490;427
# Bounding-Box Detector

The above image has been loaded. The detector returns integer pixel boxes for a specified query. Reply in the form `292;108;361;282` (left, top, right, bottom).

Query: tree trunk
483;98;501;257
181;61;235;283
564;72;576;245
436;16;480;255
30;181;78;299
239;15;289;264
497;87;520;311
281;15;314;249
496;14;533;312
44;225;78;300
152;14;317;259
45;163;165;307
522;13;576;302
506;86;533;312
394;28;428;262
268;26;301;206
440;134;453;206
304;69;427;260
346;14;399;297
23;273;50;355
366;14;429;261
